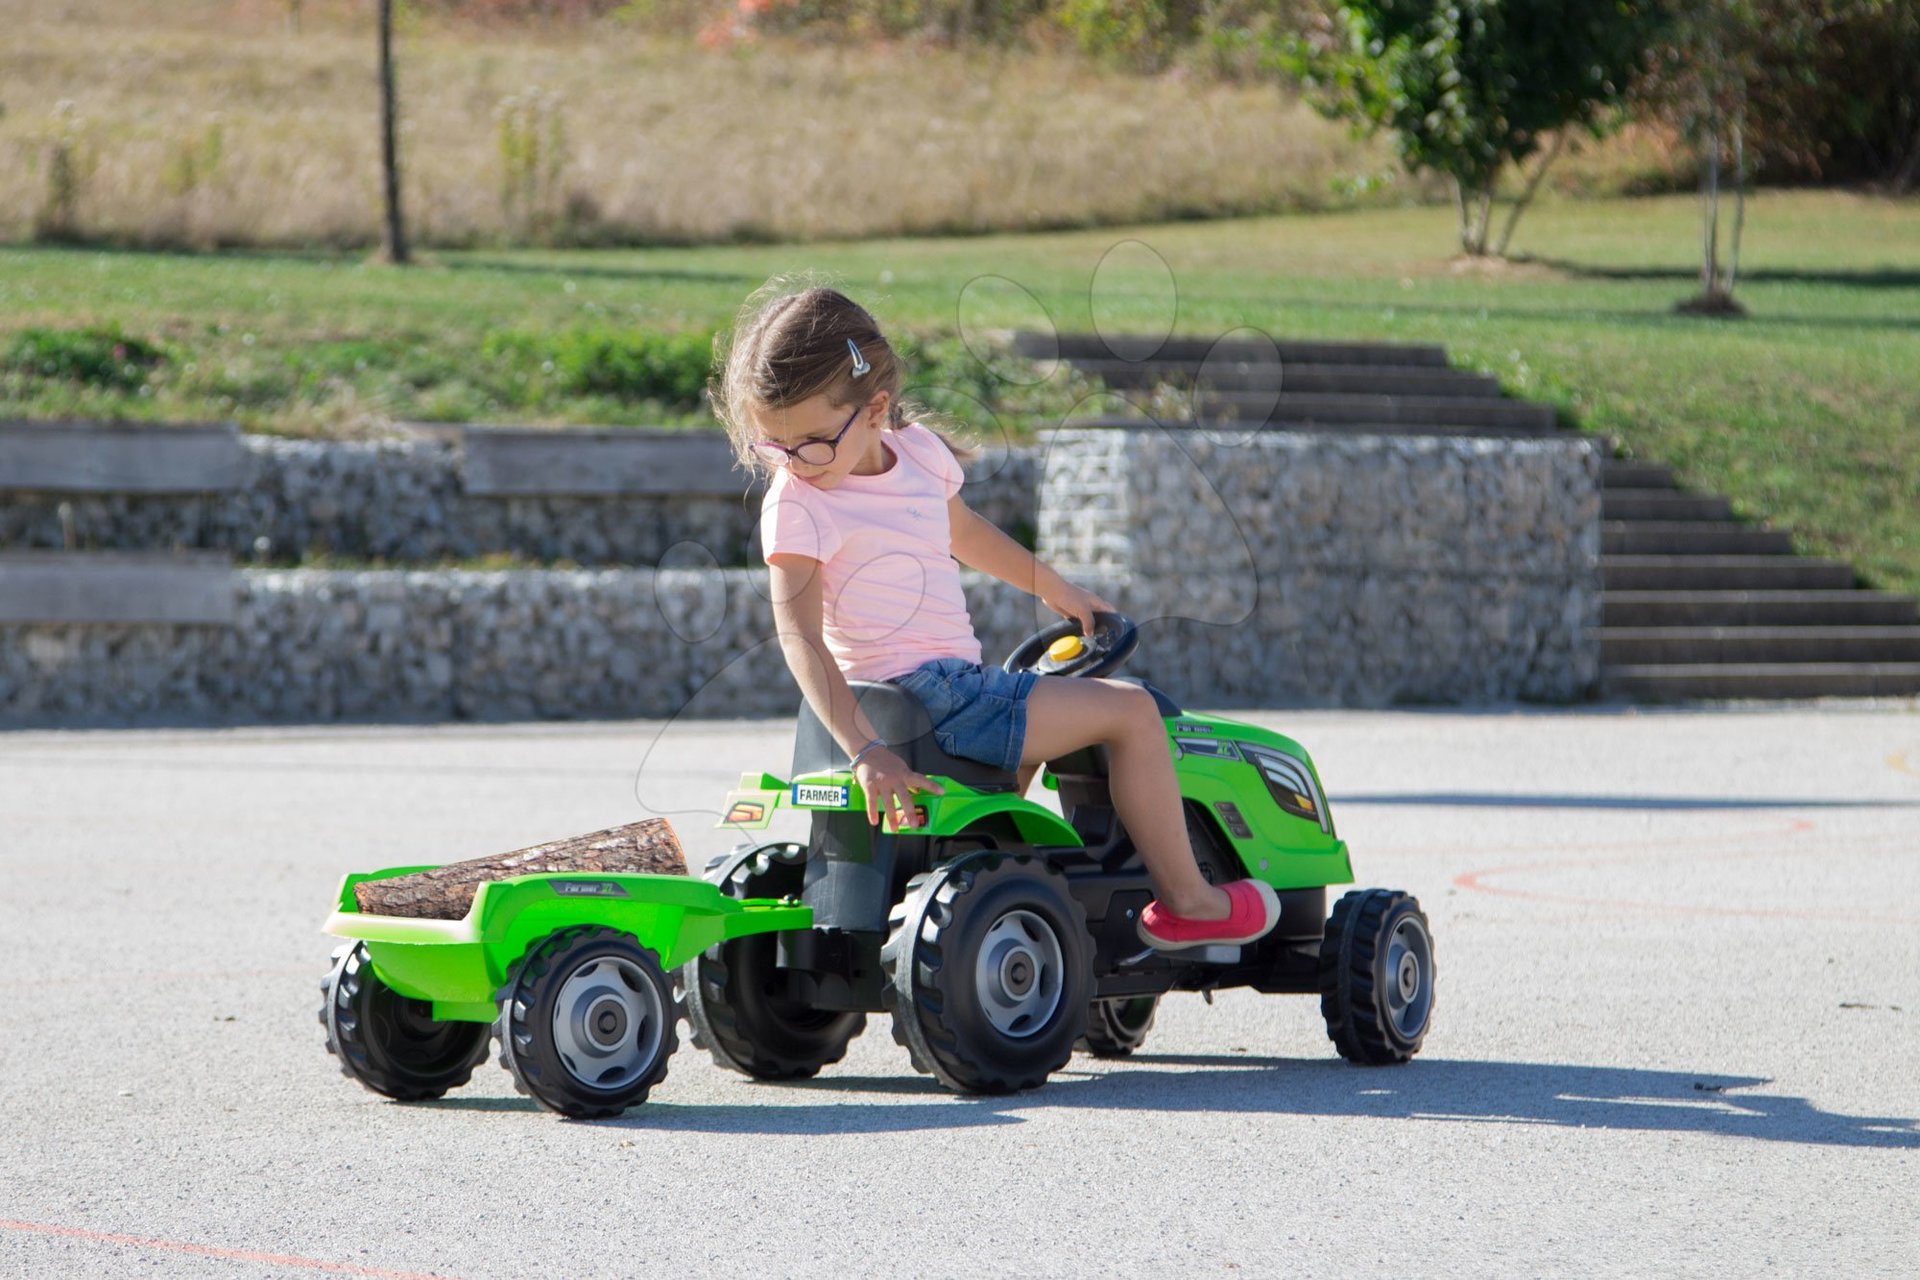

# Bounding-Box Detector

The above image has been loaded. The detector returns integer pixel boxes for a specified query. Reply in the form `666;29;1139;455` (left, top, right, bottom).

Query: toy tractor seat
791;680;1018;791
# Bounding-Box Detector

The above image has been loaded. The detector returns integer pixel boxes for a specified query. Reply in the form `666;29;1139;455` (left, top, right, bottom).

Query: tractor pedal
1116;944;1241;967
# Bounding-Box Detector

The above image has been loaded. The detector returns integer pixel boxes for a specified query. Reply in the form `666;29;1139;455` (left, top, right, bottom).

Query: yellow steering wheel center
1047;634;1087;663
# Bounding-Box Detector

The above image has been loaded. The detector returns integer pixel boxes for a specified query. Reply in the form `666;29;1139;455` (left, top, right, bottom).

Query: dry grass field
0;0;1438;249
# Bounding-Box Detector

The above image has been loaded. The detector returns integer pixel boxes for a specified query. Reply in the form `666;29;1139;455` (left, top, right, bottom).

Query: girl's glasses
751;402;865;468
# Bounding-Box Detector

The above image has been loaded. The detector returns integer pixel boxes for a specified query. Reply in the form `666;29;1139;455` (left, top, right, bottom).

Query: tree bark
1699;109;1720;296
1725;117;1746;297
1494;130;1567;258
1892;121;1920;195
353;818;687;919
377;0;408;264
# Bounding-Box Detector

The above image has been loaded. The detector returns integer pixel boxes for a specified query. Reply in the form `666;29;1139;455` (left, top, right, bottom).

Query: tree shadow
434;258;761;288
1515;256;1920;291
1295;292;1920;335
421;1055;1920;1147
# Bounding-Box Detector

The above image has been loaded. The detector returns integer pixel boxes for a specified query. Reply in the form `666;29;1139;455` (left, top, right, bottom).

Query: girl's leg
1018;677;1232;920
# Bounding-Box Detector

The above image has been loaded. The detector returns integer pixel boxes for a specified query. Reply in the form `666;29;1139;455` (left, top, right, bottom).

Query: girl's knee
1096;679;1161;738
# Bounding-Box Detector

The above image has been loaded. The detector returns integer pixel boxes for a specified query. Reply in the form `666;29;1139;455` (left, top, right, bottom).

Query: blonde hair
710;274;977;481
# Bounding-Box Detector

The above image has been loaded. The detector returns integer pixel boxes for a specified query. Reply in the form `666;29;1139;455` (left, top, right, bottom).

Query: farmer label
551;880;630;898
793;783;850;808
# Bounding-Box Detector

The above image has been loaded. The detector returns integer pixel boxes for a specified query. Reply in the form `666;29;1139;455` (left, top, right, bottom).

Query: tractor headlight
1236;744;1334;837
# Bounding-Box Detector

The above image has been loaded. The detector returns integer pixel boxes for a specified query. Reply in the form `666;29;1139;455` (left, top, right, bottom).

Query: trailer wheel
319;942;489;1101
497;926;676;1118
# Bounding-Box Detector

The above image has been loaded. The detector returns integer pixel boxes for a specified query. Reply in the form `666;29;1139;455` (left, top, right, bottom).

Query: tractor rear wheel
684;841;866;1079
884;851;1091;1094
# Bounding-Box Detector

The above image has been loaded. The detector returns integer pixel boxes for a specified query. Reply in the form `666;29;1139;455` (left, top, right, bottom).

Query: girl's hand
1040;578;1117;637
854;748;946;832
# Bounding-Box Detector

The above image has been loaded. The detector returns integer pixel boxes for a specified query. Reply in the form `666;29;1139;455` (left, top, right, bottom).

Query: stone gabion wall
0;568;1054;726
1039;427;1601;705
0;429;1598;725
0;436;1041;567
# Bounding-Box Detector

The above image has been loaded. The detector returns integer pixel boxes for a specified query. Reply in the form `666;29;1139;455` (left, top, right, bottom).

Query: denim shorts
887;657;1040;774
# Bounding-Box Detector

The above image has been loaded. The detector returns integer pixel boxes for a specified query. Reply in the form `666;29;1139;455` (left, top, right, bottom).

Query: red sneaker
1137;879;1281;951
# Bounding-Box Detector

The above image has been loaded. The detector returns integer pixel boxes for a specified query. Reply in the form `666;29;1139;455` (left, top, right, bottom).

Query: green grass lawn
2;190;1916;596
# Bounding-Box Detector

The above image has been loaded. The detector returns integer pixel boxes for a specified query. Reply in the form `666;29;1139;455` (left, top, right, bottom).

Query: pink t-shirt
759;421;983;682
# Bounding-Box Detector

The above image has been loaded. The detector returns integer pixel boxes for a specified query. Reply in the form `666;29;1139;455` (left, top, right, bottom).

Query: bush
3;324;168;389
482;327;715;405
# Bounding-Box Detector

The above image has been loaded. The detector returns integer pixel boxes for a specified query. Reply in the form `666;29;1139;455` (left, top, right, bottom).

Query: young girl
709;280;1279;952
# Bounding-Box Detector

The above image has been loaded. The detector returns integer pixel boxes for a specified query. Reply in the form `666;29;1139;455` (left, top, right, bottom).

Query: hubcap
1382;916;1433;1040
551;954;664;1089
974;909;1064;1039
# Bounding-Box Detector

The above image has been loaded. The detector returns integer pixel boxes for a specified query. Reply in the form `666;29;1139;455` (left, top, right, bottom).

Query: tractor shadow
1043;1055;1920;1150
422;1056;1920;1146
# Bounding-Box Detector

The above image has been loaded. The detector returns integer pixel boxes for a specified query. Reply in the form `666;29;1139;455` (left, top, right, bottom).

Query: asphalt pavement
2;702;1917;1278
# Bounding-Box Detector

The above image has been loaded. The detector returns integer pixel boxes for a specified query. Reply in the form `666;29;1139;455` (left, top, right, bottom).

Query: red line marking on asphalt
0;1219;457;1279
1452;819;1920;924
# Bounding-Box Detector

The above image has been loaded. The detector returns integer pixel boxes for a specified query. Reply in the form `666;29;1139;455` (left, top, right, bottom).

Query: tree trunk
1725;117;1746;297
1893;121;1920;195
1699;109;1720;297
352;818;688;919
377;0;408;265
1453;178;1472;254
1494;131;1566;258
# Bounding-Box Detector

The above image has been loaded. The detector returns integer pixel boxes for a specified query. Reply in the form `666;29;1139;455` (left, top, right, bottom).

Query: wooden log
353;818;687;920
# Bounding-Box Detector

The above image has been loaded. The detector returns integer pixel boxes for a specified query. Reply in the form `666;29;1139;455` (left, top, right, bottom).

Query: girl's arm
947;495;1112;635
768;553;942;829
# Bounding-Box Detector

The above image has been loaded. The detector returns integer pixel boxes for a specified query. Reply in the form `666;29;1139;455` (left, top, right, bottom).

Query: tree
378;0;409;264
1638;0;1769;313
1287;0;1670;256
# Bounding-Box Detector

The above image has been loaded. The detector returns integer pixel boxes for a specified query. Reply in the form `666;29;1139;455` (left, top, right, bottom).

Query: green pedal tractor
320;613;1435;1118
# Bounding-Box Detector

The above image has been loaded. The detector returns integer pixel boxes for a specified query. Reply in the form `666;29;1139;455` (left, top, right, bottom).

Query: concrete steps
1604;591;1920;628
1601;522;1795;556
1607;664;1920;700
1602;626;1920;666
1603;556;1858;591
1027;331;1920;702
1015;332;1450;367
1066;358;1502;398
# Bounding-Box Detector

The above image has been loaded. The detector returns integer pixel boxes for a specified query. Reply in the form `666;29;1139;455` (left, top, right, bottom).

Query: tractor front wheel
1078;995;1159;1058
1318;889;1435;1065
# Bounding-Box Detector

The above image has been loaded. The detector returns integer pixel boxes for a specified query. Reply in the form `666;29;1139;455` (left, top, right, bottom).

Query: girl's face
753;391;891;489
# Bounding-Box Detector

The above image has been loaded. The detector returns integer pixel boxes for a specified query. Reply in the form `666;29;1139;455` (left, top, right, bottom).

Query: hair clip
847;338;870;378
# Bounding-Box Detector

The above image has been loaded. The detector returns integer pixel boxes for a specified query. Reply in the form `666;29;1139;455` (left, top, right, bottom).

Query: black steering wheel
1002;610;1139;679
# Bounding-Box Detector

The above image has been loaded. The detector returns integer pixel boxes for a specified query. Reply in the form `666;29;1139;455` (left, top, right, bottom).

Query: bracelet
848;738;888;770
